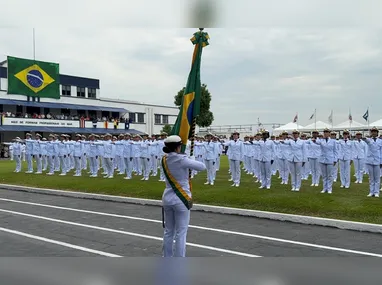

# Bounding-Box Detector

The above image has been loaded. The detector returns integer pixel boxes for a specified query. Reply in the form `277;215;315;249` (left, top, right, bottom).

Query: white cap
164;135;182;144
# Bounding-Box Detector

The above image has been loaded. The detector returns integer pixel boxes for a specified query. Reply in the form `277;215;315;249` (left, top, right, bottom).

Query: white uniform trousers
229;160;241;185
89;156;98;176
47;156;55;174
117;156;125;173
289;161;302;190
205;159;216;183
339;159;351;187
252;159;260;179
74;156;82;176
14;154;21;172
162;203;190;257
216;154;221;171
366;164;380;196
259;161;272;188
320;163;334;193
54;156;60;171
9;150;13;161
309;158;320;185
21;152;26;162
243;156;249;171
82;155;87;170
150;155;158;175
42;155;48;171
26;154;33;172
133;157;141;174
332;162;338;182
59;156;67;174
278;159;289;184
271;159;277;175
104;158;114;177
69;155;74;170
35;154;42;173
101;157;107;173
124;157;133;179
141;157;150;179
353;158;364;183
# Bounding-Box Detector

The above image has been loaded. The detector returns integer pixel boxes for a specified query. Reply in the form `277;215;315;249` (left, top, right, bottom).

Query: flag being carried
170;29;210;153
293;113;298;123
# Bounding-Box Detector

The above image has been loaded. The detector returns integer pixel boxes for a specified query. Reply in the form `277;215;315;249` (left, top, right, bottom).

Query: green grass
0;156;381;224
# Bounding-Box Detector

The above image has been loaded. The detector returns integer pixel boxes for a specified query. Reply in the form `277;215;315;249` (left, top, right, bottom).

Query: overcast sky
0;0;381;127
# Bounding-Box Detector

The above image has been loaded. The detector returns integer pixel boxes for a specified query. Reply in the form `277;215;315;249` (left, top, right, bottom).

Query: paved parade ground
0;188;381;257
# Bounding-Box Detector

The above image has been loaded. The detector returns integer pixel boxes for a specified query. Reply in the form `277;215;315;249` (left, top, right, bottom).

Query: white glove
189;156;196;161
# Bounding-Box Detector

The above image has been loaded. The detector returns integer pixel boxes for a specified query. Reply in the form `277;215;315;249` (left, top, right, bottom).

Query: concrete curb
0;183;381;234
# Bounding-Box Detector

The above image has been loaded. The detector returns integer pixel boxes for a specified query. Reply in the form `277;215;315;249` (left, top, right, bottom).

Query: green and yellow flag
170;29;209;153
7;56;60;99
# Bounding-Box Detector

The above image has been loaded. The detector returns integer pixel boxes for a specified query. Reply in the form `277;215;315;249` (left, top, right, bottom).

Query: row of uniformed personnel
221;127;382;197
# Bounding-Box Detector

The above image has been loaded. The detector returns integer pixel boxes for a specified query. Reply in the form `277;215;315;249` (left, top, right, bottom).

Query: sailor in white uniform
305;130;321;187
203;133;219;185
338;130;353;189
352;131;367;184
364;127;382;198
281;130;307;191
312;128;338;194
254;130;276;189
24;133;34;173
161;135;206;257
224;131;244;187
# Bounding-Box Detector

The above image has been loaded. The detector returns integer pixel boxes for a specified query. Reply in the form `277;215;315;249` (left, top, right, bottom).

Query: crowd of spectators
1;112;128;123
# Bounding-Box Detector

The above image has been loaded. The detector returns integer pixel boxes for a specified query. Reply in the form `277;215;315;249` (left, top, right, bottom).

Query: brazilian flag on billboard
7;56;60;99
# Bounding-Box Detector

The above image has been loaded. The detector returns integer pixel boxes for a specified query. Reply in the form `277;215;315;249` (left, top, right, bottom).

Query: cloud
0;1;381;128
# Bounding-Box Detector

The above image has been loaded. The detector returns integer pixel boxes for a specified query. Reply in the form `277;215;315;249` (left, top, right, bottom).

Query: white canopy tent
369;119;382;128
332;120;366;131
273;122;304;135
302;121;332;131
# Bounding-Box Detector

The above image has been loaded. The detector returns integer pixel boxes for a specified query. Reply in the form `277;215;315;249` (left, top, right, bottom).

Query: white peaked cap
164;135;182;144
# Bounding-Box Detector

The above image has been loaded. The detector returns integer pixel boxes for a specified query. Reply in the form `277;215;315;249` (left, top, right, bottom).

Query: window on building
162;115;169;124
111;112;119;120
154;114;161;124
61;108;70;116
88;88;96;98
77;87;85;97
137;113;144;123
16;105;23;114
129;113;136;123
88;110;97;120
62;85;71;96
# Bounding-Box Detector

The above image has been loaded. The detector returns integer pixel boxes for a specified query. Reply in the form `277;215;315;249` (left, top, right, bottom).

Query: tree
161;124;172;134
174;83;214;127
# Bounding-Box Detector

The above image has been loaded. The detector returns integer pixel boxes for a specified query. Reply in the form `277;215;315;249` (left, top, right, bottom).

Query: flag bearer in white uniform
24;133;34;173
364;127;382;198
352;132;367;184
306;131;321;187
203;133;219;185
224;131;244;187
281;130;307;191
338;130;353;189
254;130;276;189
312;128;338;194
161;135;206;257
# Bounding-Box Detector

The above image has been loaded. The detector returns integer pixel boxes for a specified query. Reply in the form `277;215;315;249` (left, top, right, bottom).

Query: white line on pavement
0;208;260;257
0;226;122;257
0;197;381;258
